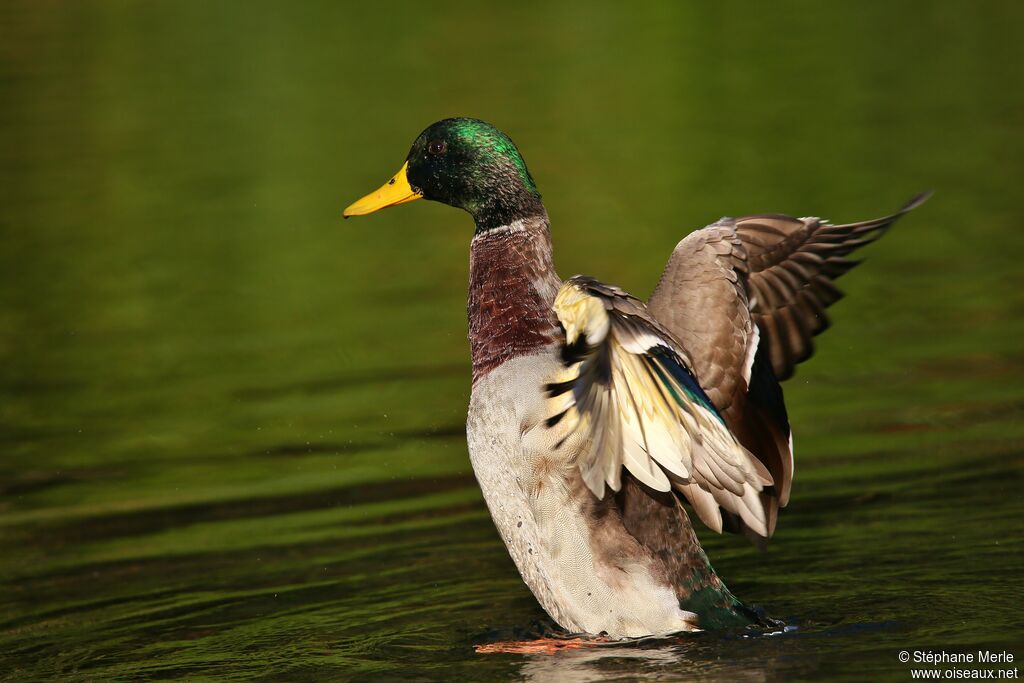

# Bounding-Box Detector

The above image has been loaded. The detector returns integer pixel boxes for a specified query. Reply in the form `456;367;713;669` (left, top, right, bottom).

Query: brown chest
467;219;563;383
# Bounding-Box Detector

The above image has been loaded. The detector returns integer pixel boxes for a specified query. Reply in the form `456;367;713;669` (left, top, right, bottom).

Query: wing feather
648;193;930;539
546;276;771;537
740;193;931;380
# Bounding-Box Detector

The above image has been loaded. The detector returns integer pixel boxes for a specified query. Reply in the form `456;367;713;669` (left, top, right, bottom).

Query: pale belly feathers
466;350;699;638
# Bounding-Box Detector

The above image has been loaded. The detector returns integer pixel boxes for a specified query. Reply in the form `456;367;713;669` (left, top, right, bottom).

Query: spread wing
648;193;930;536
545;276;774;536
735;192;931;381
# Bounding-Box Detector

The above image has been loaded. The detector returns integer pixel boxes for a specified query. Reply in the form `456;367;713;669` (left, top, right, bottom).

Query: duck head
344;118;544;231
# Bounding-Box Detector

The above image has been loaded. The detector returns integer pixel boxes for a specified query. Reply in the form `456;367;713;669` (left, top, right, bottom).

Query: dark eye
427;139;447;156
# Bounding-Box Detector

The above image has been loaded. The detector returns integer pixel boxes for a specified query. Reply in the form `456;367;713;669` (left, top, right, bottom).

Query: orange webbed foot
475;635;611;655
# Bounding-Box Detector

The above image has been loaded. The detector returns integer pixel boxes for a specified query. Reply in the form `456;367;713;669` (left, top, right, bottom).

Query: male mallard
344;118;927;639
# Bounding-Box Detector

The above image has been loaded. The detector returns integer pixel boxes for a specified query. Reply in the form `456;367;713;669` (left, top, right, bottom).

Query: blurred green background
1;1;1022;680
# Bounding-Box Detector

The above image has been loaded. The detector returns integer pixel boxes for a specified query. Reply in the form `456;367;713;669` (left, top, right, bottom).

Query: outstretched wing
736;192;931;381
546;276;773;536
648;193;930;536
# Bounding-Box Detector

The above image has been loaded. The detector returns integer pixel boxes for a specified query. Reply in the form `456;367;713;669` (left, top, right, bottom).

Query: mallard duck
344;118;928;639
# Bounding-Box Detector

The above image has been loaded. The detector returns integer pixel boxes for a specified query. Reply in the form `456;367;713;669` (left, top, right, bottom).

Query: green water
2;1;1023;680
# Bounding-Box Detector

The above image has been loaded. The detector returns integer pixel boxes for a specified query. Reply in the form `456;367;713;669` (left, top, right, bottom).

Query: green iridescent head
344;118;544;231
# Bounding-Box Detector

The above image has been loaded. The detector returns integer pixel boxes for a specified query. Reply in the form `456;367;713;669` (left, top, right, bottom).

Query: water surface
1;1;1023;680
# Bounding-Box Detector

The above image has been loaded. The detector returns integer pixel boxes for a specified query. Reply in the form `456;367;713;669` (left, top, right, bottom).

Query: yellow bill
343;161;422;218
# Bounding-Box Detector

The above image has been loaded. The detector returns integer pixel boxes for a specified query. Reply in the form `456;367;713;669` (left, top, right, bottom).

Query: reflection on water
487;629;801;683
1;0;1023;680
514;641;764;683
